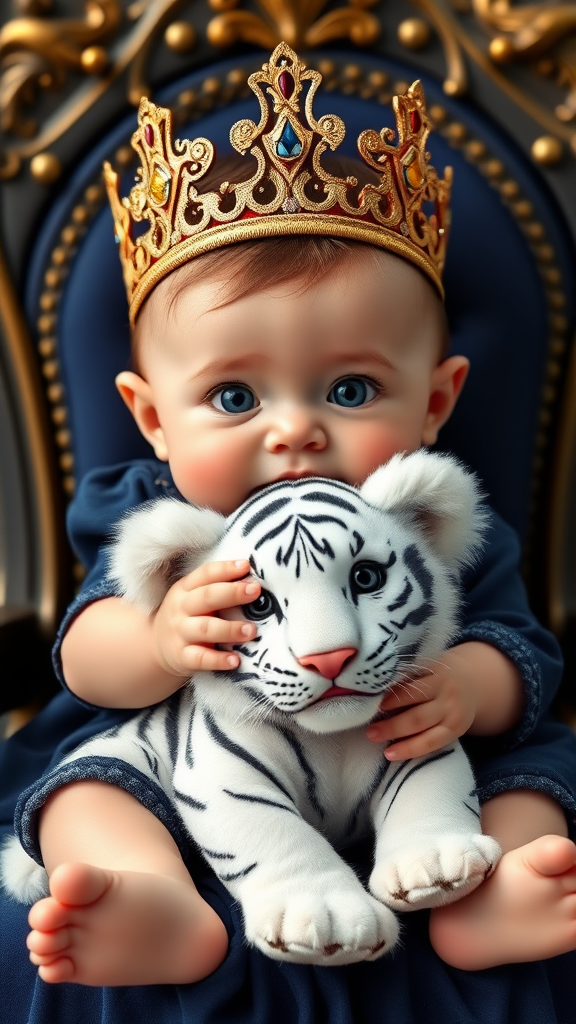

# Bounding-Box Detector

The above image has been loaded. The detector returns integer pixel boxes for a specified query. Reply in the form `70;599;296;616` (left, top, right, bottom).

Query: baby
21;45;576;987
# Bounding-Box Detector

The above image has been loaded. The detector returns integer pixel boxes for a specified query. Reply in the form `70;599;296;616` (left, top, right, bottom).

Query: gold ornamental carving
0;0;189;179
0;0;121;137
474;0;576;129
2;0;576;181
206;0;381;49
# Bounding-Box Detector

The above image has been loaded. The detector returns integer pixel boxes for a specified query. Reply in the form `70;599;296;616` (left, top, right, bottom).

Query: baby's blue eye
328;377;377;408
212;385;256;414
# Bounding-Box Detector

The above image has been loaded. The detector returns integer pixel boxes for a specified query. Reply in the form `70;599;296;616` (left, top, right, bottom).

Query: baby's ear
359;451;488;571
107;498;226;613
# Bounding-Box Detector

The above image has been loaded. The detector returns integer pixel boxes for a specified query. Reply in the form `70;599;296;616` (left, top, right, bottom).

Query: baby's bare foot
26;862;228;986
429;835;576;970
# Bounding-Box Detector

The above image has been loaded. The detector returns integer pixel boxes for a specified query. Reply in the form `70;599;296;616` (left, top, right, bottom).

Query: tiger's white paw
242;879;399;964
370;833;501;910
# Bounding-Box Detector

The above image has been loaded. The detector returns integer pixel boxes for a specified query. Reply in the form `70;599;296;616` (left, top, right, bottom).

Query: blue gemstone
276;121;302;158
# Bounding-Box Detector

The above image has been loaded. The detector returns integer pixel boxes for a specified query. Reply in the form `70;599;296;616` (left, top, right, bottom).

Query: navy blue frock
2;459;576;1024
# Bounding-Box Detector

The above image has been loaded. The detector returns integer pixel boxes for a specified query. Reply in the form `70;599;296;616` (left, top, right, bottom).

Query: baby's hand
152;560;260;678
366;645;478;760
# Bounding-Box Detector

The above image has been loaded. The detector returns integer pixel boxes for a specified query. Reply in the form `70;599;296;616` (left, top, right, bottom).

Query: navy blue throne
1;26;576;720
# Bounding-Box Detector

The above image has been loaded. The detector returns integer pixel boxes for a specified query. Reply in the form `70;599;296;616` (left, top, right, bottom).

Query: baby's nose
297;648;357;679
264;409;327;452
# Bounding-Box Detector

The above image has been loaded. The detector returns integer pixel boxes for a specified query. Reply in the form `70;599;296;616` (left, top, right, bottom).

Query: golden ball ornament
397;18;430;50
531;136;563;167
164;22;196;54
80;46;108;74
489;37;515;63
30;152;62;184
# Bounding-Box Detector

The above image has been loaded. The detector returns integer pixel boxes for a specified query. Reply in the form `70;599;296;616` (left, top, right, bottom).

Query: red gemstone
278;70;294;99
144;124;154;146
409;110;421;134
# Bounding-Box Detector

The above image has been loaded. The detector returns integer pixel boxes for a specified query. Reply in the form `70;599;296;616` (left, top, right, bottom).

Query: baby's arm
367;640;524;760
62;560;260;708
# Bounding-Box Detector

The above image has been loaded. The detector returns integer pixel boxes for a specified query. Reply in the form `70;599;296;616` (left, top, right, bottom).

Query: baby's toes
37;956;76;984
27;925;71;957
28;896;71;932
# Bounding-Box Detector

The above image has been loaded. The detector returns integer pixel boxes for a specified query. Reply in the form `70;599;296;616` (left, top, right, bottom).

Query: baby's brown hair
133;154;448;369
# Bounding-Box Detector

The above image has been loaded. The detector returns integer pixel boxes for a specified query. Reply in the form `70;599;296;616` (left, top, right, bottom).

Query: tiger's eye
350;561;387;594
244;590;277;620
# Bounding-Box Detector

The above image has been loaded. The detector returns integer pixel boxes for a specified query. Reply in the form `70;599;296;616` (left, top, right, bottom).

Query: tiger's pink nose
297;648;357;679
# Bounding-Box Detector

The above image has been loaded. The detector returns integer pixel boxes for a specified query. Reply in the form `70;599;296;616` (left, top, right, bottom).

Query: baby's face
130;252;465;514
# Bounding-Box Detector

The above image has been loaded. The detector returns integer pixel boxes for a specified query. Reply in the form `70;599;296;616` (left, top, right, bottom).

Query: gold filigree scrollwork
0;0;193;180
0;0;122;138
206;0;381;51
474;0;576;126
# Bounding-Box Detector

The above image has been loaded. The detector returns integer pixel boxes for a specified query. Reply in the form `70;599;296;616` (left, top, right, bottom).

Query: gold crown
105;42;451;325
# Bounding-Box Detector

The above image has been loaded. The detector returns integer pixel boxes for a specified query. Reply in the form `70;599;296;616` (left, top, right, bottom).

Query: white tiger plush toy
3;451;501;965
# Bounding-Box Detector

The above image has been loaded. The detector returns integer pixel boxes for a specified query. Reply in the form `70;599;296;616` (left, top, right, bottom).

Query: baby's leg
27;780;228;986
429;790;576;969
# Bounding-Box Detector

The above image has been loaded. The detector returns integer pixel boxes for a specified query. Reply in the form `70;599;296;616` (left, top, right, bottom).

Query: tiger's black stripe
463;801;481;819
254;514;294;550
226;475;366;533
137;744;159;779
174;788;207;811
136;706;158;743
242;497;292;536
165;690;184;767
403;544;433;598
345;758;390;838
223;789;299;816
381;748;455;821
387;577;413;612
279;729;325;820
219;862;258;882
198;846;236;860
184;702;196;769
203;708;294;803
301;491;359;513
297;514;349;528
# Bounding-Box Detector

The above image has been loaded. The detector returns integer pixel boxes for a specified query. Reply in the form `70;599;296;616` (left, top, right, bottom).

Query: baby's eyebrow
190;354;268;381
324;351;397;373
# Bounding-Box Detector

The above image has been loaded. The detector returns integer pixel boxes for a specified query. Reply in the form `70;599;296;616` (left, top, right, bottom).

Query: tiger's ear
359;450;488;571
107;498;226;614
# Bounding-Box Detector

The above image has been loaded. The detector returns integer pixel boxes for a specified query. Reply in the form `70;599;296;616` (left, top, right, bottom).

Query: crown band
105;43;451;325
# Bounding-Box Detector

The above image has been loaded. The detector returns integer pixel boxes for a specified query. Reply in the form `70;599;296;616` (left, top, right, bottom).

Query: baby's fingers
183;614;257;649
383;725;457;762
183;574;261;616
181;645;243;674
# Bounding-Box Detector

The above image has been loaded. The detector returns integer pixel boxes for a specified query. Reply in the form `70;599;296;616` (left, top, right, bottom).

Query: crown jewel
105;42;451;324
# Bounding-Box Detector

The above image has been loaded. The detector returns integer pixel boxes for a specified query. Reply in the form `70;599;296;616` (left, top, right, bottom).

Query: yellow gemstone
149;164;171;205
403;147;424;190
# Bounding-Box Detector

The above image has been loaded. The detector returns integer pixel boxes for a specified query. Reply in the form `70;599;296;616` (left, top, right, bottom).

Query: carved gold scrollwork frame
0;0;189;178
2;0;576;180
205;0;381;49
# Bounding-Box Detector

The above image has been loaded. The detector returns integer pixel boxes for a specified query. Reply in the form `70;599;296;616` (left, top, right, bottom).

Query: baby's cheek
174;443;250;511
350;433;411;482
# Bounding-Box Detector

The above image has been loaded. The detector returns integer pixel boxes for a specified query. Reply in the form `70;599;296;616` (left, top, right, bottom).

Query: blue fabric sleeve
456;510;562;748
52;459;181;707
